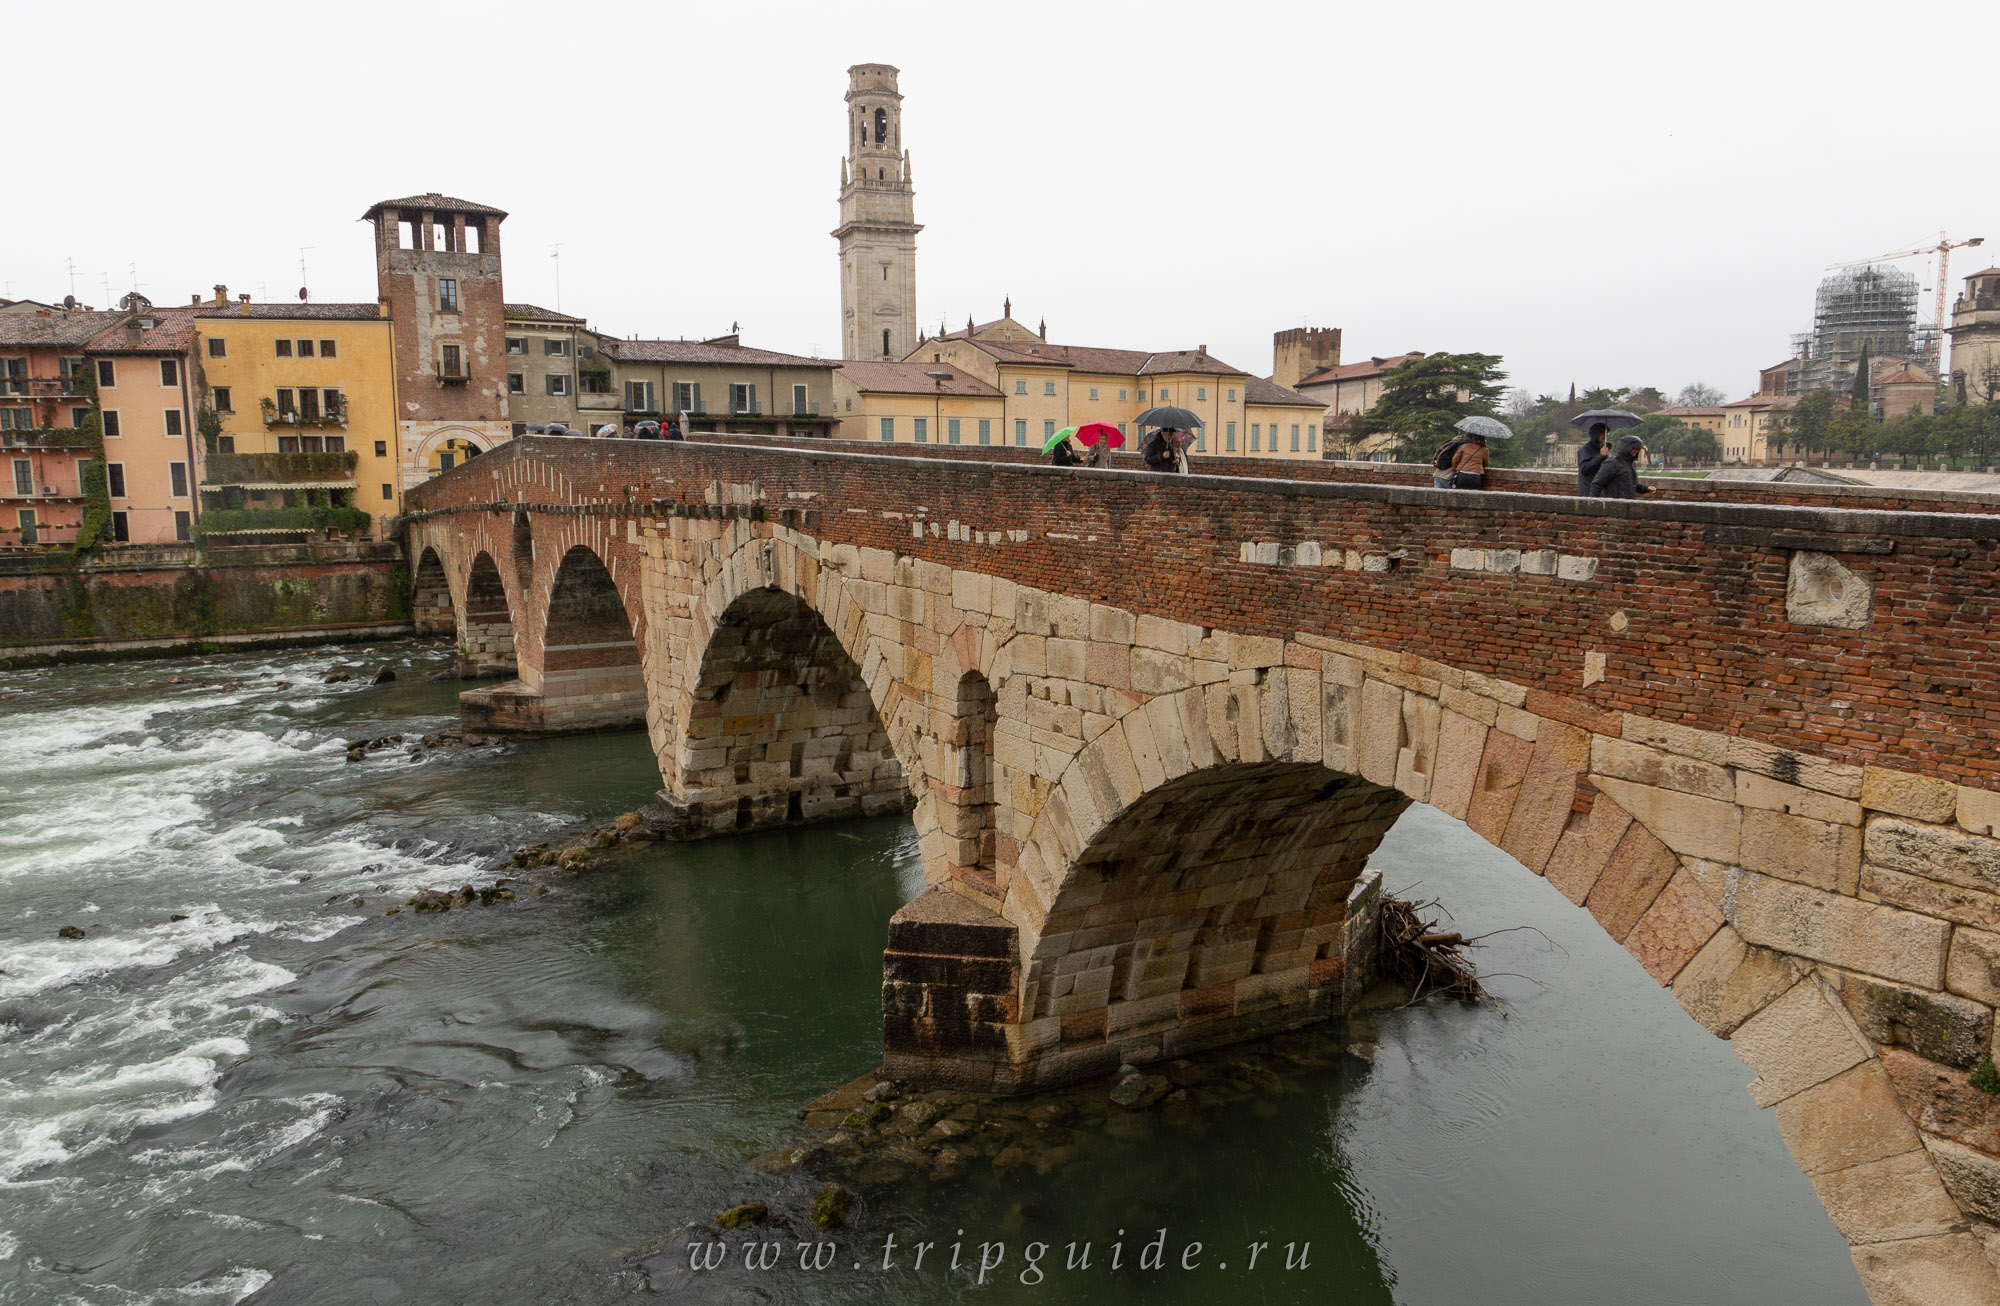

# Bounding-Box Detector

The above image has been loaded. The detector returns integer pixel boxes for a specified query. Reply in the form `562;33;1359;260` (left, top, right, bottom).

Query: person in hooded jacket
1589;433;1655;499
1576;422;1610;495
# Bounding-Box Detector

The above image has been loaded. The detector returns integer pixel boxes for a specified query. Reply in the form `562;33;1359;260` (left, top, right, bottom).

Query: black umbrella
1135;405;1204;429
1569;409;1641;433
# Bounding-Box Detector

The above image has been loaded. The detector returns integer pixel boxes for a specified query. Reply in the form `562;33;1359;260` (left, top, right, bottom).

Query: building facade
1949;266;2000;405
364;193;512;486
86;305;203;544
0;306;125;549
502;304;599;436
1719;394;1799;463
831;361;1003;443
598;337;839;437
835;64;921;361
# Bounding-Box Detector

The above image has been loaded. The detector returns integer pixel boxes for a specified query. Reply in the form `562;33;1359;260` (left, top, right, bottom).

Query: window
275;339;293;358
1119;389;1128;401
97;359;116;386
298;389;320;421
879;416;895;442
1159;387;1170;400
1014;380;1027;395
111;510;129;542
1088;387;1099;401
506;337;526;355
1251;424;1260;452
947;418;961;444
70;407;89;427
164;409;183;437
914;417;928;443
374;440;387;457
440;345;462;377
276;388;296;417
546;374;571;397
323;435;345;453
382;483;394;500
1137;390;1146;402
296;340;314;359
173;510;190;542
508;373;524;394
319;340;336;359
1197;387;1206;401
102;411;120;437
881;328;890;357
977;419;991;445
1043;380;1056;396
543;338;569;356
438;279;459;312
1291;424;1301;451
1;357;23;395
207;337;226;359
213;387;232;413
1226;421;1236;451
0;408;29;430
1195;429;1206;451
1015;419;1027;446
277;435;299;452
107;464;127;497
1227;388;1236;402
169;462;188;497
793;384;808;415
730;383;756;414
673;382;700;413
12;459;30;494
1043;420;1056;442
1308;425;1317;452
437;451;454;472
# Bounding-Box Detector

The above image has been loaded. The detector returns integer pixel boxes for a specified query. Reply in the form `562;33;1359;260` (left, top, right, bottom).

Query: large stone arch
528;544;647;731
410;545;455;636
458;550;516;678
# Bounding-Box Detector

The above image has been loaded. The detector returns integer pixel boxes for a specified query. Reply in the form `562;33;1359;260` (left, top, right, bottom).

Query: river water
0;641;1867;1305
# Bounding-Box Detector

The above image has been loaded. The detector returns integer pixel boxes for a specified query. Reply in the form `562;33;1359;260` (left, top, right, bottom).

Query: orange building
87;306;204;543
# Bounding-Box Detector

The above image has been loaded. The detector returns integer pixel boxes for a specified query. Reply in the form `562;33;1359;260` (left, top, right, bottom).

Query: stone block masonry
403;437;2000;1306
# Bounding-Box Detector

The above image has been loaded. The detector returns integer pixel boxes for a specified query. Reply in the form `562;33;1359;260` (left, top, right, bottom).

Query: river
0;641;1867;1305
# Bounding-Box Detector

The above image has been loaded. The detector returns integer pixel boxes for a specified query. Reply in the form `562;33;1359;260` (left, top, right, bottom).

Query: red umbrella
1075;421;1125;448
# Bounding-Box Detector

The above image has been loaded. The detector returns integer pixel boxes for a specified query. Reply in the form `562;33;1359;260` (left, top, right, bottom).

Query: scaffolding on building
1791;265;1934;395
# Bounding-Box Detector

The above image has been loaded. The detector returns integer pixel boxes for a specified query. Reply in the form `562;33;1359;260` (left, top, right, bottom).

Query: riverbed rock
450;885;475;908
614;812;643;833
408;889;451;913
323;671;350;685
478;886;515;905
346;746;365;763
1109;1073;1172;1110
900;1100;942;1128
862;1080;900;1103
931;1146;968;1181
748;1145;809;1175
991;1144;1030;1171
924;1118;970;1142
57;925;85;940
714;1202;768;1229
840;1101;893;1129
555;847;590;871
810;1182;850;1228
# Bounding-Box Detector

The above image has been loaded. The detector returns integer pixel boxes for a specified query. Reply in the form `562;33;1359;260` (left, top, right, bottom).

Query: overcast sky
8;1;1992;399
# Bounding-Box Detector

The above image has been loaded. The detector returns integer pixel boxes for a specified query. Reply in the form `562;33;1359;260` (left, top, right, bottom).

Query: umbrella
1453;415;1513;440
1042;425;1078;453
1569;409;1641;433
1135;405;1204;429
1075;421;1125;448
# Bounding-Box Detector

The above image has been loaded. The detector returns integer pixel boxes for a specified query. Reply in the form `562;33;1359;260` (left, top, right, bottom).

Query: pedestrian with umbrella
1444;415;1511;490
1569;410;1640;496
1043;425;1087;466
1136;405;1202;474
1589;432;1655;499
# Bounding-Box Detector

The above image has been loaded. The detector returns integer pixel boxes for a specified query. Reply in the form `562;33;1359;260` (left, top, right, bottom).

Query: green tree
1364;352;1508;463
1851;344;1872;410
1773;390;1837;465
1829;401;1879;464
1633;414;1718;469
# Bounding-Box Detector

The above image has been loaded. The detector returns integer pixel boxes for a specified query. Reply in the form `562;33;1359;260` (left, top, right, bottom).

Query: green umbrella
1042;425;1078;453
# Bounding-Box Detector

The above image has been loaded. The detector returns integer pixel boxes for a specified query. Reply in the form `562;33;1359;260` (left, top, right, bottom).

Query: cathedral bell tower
834;63;921;361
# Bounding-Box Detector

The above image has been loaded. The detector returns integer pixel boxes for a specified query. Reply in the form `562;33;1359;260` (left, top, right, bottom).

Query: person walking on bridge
1447;432;1490;489
1588;434;1655;499
1576;423;1610;495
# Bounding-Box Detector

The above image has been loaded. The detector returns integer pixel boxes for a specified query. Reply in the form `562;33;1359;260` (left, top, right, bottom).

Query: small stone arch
459;550;515;678
411;546;454;636
537;544;646;731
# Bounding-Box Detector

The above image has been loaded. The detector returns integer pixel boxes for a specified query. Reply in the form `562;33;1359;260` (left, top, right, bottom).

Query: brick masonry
406;437;2000;1304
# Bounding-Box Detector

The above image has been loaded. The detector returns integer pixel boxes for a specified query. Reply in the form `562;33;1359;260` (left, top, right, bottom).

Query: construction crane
1827;232;1986;335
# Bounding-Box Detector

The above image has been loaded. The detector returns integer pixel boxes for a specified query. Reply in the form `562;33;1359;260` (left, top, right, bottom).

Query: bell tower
834;63;921;361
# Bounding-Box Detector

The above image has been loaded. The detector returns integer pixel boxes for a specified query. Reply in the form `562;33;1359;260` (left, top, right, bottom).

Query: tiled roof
362;192;508;220
0;309;130;349
960;337;1246;378
599;338;831;368
1659;405;1726;416
87;307;200;354
1138;348;1242;377
1297;352;1423;387
1880;369;1935;385
1723;394;1800;409
1244;375;1325;407
834;361;1001;397
193;303;384;321
505;303;583;324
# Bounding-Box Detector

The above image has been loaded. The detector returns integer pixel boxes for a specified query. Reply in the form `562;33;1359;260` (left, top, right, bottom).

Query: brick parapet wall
406;438;2000;790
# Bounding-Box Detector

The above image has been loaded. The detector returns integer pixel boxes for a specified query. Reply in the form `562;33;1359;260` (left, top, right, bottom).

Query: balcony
261;398;349;429
201;450;359;490
577;392;624;411
0;427;96;451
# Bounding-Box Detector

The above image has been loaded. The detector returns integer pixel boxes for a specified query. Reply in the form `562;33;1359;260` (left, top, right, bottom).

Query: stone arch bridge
405;436;2000;1302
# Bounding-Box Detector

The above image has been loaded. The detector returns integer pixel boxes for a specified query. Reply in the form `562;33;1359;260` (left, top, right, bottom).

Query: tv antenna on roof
299;247;313;300
550;243;563;312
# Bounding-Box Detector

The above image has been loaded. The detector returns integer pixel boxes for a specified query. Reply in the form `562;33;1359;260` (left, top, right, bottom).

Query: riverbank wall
0;542;410;666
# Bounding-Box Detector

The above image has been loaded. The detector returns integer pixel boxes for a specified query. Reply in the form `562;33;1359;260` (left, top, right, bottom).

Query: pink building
0;306;125;549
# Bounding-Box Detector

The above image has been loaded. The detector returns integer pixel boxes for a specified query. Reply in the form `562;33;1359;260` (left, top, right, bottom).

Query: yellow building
890;308;1323;459
193;292;401;537
830;361;1003;443
1719;394;1799;464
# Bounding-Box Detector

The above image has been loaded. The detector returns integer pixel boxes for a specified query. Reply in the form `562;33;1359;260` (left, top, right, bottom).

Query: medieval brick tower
835;64;921;362
364;193;512;488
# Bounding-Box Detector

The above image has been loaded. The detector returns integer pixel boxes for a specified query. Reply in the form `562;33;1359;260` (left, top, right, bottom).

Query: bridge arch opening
538;545;647;731
662;585;907;838
939;669;1000;898
411;546;455;636
458;551;516;678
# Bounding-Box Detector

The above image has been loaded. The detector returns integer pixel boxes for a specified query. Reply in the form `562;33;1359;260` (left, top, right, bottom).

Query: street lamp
925;370;952;445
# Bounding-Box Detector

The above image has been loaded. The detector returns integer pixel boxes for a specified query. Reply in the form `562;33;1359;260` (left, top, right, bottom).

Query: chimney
1038;318;1046;340
36;308;52;320
191;294;201;306
214;284;228;308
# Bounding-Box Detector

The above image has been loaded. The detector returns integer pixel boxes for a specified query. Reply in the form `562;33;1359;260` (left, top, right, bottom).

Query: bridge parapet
404;438;2000;1304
